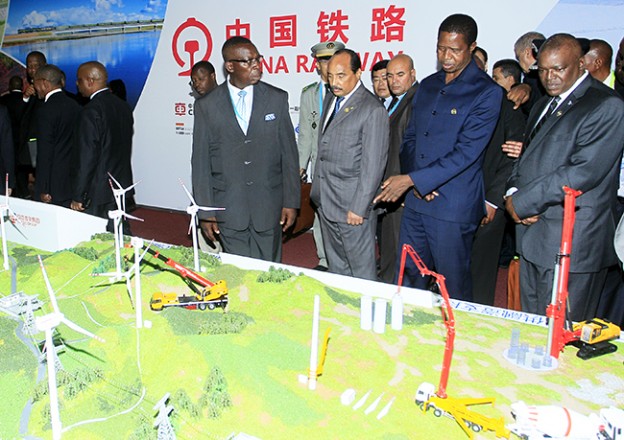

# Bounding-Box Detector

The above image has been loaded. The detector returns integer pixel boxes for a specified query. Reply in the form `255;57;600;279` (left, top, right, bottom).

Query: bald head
386;54;416;96
76;61;108;98
584;39;613;82
537;33;585;96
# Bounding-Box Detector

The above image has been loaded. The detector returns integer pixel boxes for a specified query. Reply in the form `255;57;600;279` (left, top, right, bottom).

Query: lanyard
318;83;324;116
387;96;402;116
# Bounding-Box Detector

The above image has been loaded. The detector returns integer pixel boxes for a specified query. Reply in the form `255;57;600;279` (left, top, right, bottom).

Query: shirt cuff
504;187;518;198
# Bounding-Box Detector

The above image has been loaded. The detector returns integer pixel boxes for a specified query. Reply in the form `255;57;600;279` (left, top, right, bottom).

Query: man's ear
224;61;234;74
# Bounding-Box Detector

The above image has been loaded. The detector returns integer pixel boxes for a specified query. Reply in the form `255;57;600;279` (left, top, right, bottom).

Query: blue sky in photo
6;0;168;34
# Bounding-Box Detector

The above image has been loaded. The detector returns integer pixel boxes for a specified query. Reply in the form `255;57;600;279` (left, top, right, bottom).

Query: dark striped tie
525;96;560;147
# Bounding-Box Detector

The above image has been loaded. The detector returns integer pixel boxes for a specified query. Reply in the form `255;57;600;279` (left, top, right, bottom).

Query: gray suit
508;75;624;320
192;81;300;262
311;83;389;279
298;80;327;267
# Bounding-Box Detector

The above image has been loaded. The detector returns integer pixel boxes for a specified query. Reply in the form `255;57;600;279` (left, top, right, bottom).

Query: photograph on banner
0;0;169;108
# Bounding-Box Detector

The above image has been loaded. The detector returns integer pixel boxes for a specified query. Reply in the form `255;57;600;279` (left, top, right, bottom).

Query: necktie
525;96;560;147
325;96;344;130
388;96;399;113
236;90;248;132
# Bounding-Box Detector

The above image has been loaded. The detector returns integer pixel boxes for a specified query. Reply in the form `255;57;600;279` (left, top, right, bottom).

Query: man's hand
280;208;297;232
24;84;36;99
507;83;531;109
347;210;363;225
70;201;85;211
200;217;219;241
502;140;523;159
373;174;414;204
481;204;497;226
40;193;52;203
505;196;539;225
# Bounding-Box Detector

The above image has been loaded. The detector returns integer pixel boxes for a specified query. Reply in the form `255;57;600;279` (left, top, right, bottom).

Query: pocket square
265;113;276;121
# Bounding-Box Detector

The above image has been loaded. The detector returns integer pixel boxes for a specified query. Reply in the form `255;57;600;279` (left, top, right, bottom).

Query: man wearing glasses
192;36;300;262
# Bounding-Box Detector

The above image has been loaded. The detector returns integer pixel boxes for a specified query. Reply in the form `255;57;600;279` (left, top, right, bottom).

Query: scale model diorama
0;181;622;439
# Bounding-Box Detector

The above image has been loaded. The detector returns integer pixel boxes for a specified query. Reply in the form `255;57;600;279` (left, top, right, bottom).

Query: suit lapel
325;85;365;131
216;83;244;136
248;82;267;135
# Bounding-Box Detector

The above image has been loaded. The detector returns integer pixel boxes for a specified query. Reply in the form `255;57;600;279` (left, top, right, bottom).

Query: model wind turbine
108;174;142;280
94;238;153;328
179;179;224;271
0;173;21;270
35;256;104;440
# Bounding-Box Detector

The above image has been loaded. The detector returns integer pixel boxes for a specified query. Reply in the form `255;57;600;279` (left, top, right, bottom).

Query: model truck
145;247;228;311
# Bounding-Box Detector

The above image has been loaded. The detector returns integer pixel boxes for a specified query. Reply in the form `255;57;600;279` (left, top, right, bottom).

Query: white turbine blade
91;271;121;278
107;172;122;189
7;207;25;226
188;217;194;236
38;256;59;313
61;317;105;343
139;240;154;260
4;173;8;205
179;179;197;205
197;206;225;212
124;180;141;194
122;212;144;222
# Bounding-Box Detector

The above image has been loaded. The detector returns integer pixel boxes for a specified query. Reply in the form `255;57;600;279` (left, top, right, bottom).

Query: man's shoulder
257;81;289;99
301;81;319;95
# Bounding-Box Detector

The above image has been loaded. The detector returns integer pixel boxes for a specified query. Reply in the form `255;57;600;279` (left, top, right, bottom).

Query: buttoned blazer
0;105;14;192
400;60;503;224
35;91;80;202
192;80;300;232
297;81;323;173
310;83;389;222
74;90;134;206
508;75;624;271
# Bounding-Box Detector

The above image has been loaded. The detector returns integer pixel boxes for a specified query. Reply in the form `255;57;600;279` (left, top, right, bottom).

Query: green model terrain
0;238;622;440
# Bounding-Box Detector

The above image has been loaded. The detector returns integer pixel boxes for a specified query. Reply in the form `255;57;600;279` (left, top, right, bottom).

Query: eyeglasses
228;55;264;68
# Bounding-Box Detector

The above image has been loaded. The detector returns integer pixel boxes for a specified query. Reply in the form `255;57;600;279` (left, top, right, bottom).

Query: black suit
74;89;134;217
508;75;624;320
378;83;418;283
192;81;300;262
471;94;526;305
0;105;15;193
35;90;80;207
0;91;26;158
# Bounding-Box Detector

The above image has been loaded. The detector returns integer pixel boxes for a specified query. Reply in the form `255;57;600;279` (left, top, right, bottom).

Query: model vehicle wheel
198;303;206;311
433;408;442;417
208;302;216;310
470;423;481;432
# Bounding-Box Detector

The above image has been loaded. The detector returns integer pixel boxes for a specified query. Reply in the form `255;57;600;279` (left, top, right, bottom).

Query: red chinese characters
371;5;406;42
270;15;297;48
317;9;349;43
226;18;251;39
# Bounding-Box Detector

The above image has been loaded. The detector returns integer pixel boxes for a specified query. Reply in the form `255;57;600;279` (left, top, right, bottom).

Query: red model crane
546;186;620;360
397;244;455;398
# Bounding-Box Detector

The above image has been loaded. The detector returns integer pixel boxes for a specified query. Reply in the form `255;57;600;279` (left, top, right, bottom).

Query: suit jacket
400;60;503;224
35;90;80;204
381;82;419;210
74;89;134;207
508;75;624;271
192;80;300;232
483;93;526;209
0;105;15;192
311;83;389;222
297;81;324;173
0;91;25;156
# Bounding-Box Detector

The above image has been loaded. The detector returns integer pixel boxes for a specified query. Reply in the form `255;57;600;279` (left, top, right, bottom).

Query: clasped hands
505;196;539;226
373;174;438;204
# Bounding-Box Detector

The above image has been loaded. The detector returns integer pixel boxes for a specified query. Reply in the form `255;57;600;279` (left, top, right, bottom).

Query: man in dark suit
470;58;526;305
377;54;418;283
375;14;502;300
71;61;134;224
506;33;624;321
508;32;546;113
32;65;80;207
0;76;25;161
311;49;388;280
192;36;300;262
0;104;15;195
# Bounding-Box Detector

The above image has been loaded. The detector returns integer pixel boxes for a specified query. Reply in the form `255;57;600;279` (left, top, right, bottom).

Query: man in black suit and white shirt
192;36;300;262
506;34;624;321
71;61;134;223
33;65;80;207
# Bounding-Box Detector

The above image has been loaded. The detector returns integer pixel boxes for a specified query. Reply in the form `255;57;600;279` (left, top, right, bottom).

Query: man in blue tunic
374;14;502;300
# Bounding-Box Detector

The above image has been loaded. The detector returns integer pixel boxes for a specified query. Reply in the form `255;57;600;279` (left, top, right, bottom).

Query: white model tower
35;256;104;440
179;179;224;271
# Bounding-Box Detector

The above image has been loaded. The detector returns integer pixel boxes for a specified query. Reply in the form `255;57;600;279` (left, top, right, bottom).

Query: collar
340;80;361;105
90;87;109;100
45;88;62;102
226;76;254;96
556;70;589;104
